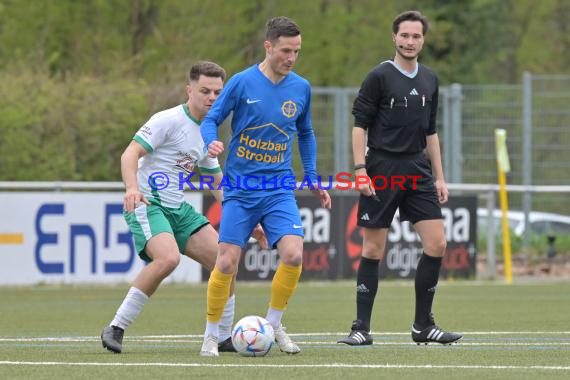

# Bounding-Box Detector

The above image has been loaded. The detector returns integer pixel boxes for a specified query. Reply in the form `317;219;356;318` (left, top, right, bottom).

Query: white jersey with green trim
133;104;220;208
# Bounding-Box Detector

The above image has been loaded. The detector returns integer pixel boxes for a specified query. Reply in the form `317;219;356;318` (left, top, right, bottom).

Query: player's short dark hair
392;11;429;35
265;16;301;43
188;61;226;83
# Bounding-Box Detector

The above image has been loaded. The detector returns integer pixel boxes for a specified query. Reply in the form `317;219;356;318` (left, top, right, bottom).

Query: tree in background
0;0;568;180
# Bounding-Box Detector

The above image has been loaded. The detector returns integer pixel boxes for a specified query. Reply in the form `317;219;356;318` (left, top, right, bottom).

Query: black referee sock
356;257;380;332
414;252;442;329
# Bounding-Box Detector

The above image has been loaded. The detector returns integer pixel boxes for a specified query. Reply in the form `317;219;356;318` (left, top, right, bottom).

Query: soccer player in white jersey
101;61;267;354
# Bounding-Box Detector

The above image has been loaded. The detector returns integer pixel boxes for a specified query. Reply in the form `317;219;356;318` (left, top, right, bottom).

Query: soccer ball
231;315;275;357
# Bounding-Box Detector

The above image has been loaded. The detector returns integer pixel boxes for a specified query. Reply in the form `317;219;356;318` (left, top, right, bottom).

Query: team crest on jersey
175;152;197;174
281;100;297;118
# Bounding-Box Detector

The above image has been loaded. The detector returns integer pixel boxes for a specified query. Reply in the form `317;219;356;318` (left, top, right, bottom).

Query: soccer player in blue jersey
199;16;331;357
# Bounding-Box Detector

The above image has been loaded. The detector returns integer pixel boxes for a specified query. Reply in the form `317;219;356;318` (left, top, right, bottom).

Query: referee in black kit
338;10;462;346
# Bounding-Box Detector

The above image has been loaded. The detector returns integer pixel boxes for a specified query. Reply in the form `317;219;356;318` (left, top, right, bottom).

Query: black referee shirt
352;60;439;153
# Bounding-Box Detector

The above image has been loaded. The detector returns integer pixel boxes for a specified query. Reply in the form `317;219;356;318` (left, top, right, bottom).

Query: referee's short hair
392;11;430;35
266;16;301;43
188;61;226;83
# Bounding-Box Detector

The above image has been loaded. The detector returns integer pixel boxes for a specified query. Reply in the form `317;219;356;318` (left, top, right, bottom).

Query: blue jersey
201;64;317;199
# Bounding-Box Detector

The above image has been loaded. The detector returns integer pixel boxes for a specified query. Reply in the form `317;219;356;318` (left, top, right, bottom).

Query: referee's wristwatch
354;163;366;171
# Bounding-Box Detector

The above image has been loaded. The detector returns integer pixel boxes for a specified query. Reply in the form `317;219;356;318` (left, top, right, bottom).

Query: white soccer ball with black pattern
231;315;275;357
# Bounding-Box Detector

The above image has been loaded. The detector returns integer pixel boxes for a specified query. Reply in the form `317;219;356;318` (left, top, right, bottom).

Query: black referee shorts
357;150;443;228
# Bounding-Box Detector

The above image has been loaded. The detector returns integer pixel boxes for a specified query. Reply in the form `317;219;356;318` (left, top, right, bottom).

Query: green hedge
0;68;151;180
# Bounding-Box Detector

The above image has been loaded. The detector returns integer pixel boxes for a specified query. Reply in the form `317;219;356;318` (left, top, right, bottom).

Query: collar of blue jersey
254;63;291;86
384;59;418;79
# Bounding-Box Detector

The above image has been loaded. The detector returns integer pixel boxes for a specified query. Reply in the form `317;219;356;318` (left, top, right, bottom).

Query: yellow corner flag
495;129;513;284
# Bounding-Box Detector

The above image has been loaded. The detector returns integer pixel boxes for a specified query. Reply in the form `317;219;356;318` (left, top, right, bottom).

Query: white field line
2;337;570;347
293;332;570;336
1;331;570;342
2;339;570;346
0;361;569;370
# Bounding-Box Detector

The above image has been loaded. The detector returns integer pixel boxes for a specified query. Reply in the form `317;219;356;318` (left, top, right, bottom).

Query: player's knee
362;240;385;259
216;251;239;274
216;260;235;274
426;238;447;256
437;238;447;255
282;255;302;267
280;250;303;266
156;253;180;275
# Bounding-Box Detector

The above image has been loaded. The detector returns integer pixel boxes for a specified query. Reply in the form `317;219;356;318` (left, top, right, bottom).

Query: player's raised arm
207;141;225;158
200;73;241;157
